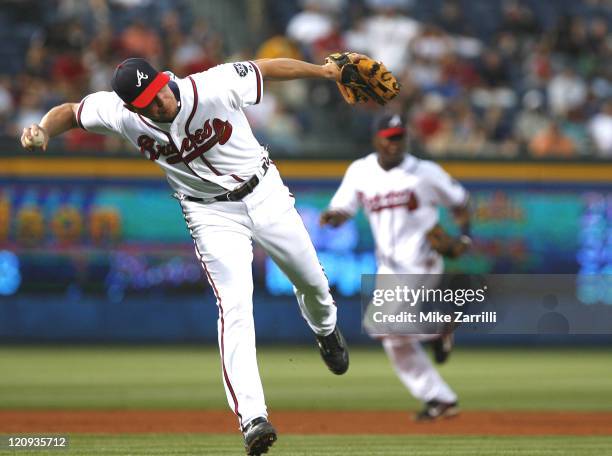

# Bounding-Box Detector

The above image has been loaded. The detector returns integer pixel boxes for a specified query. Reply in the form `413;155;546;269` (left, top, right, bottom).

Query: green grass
0;346;611;455
0;346;611;411
1;435;611;456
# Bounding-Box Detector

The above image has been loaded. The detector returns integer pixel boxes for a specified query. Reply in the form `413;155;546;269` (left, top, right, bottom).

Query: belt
180;158;270;204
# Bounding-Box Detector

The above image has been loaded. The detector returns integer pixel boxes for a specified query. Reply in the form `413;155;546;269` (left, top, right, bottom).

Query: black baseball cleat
315;326;349;375
414;400;460;422
432;333;454;364
243;417;277;456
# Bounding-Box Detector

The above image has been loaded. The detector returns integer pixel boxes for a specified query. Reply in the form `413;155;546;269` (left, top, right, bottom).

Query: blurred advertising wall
0;157;611;343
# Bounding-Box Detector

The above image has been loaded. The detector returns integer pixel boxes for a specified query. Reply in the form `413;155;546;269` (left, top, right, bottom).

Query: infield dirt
1;410;611;436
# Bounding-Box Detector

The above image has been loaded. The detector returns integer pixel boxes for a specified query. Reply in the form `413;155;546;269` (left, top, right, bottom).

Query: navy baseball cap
374;113;406;139
111;58;170;108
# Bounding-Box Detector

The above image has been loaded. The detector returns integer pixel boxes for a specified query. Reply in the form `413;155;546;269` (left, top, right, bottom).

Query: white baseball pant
382;335;457;404
178;165;337;428
371;268;457;404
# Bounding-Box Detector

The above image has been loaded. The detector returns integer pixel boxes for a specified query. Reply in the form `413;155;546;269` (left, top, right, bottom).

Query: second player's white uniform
77;61;337;428
329;152;468;404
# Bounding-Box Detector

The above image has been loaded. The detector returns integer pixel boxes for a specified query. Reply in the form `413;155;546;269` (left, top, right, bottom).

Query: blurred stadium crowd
1;0;611;159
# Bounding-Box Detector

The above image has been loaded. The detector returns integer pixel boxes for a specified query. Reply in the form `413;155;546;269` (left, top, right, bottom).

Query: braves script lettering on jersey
77;61;338;430
330;153;467;274
136;117;233;164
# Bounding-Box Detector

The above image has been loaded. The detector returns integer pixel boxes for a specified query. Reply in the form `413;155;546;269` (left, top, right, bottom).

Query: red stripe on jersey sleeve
186;77;199;136
248;61;262;105
76;96;88;131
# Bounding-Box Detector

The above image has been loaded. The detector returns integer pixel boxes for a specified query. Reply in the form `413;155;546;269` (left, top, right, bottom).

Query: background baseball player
320;114;471;421
19;55;368;456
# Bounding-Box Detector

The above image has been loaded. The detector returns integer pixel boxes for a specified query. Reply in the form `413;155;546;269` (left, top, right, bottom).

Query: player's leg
253;204;336;337
253;204;350;374
245;167;346;373
179;199;266;429
381;335;458;406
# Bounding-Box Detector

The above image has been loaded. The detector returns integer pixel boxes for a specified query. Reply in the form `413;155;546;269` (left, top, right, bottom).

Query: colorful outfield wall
0;157;610;342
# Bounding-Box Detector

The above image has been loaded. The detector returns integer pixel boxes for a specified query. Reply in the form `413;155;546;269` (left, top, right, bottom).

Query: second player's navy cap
111;58;170;108
374;113;406;139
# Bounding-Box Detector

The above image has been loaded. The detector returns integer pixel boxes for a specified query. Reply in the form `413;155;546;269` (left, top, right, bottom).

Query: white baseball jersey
77;61;267;197
329;153;468;274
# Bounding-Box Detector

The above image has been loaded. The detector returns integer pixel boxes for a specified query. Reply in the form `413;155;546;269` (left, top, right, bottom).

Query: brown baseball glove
426;224;471;258
325;52;400;105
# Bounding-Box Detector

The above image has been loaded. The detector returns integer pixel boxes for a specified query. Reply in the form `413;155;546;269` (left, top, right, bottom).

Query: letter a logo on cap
136;70;149;88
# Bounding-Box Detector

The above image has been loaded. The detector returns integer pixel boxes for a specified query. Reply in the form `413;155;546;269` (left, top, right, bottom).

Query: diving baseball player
20;56;358;456
320;114;471;421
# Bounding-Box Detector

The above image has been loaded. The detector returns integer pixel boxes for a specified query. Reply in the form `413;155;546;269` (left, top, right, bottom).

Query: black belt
185;160;269;203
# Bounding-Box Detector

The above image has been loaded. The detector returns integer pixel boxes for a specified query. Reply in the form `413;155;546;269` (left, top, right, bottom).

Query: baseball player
320;114;471;421
20;56;355;455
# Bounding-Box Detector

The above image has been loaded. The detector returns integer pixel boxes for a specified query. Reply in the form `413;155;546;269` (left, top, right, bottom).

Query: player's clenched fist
20;124;49;151
319;209;350;228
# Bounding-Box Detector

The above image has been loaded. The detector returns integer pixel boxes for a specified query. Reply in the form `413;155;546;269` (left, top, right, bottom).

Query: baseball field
0;345;611;455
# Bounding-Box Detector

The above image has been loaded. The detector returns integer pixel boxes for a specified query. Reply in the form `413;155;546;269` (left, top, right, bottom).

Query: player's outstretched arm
254;58;341;82
20;103;79;151
255;53;399;106
254;55;371;82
